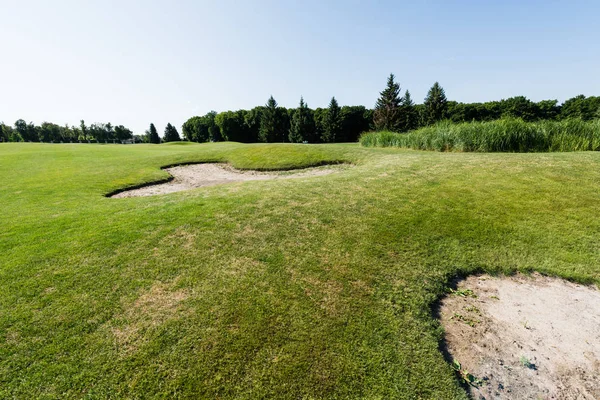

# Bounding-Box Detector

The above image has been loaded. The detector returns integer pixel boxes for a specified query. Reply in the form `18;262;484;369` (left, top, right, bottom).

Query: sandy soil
111;163;341;198
438;274;600;399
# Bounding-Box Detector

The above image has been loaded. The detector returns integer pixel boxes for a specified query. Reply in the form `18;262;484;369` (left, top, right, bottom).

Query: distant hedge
360;118;600;152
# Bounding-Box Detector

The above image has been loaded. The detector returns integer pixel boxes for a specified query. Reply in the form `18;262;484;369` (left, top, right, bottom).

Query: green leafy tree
146;123;160;144
423;82;448;125
244;107;263;142
80;120;88;141
373;73;402;131
259;96;285;142
39;122;62;142
105;123;114;141
114;125;133;141
340;106;371;142
15;119;38;142
215;111;248;142
322;97;342;143
289;96;314;143
501;96;538;122
163;123;181;142
0;123;9;142
182;111;218;142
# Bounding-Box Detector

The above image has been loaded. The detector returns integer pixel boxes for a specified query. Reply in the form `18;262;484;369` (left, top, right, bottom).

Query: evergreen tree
147;123;161;144
163;123;181;142
399;90;418;132
322;97;342;143
259;96;281;142
289;96;315;143
423;82;448;125
373;73;402;131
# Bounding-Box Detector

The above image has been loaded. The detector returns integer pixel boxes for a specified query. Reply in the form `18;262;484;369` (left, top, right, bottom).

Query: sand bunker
439;273;600;399
111;163;342;198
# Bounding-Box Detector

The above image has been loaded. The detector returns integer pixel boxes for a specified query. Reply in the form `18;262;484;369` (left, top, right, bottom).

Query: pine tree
289;96;314;143
147;123;160;144
163;123;181;142
373;73;402;131
322;97;341;143
399;90;418;132
424;82;448;125
259;96;280;143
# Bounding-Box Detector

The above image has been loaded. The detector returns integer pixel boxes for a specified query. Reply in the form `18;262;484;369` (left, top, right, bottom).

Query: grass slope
1;142;599;399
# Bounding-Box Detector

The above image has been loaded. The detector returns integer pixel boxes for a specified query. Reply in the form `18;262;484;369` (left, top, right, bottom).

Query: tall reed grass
360;118;600;152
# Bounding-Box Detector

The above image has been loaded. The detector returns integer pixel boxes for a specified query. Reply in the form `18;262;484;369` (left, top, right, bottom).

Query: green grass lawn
1;142;599;399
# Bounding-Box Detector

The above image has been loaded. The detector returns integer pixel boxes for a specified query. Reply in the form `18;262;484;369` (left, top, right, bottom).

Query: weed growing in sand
520;356;537;370
452;360;485;387
451;313;480;327
449;288;478;298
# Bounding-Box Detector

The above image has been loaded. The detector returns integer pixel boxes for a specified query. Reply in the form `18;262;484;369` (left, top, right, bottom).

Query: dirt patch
112;282;190;352
438;273;600;399
111;163;343;198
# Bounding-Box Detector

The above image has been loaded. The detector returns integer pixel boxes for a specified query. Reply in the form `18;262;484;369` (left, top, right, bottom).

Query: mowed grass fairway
1;143;599;399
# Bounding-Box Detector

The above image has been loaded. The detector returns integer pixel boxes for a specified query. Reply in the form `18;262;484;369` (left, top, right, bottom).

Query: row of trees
182;99;371;144
0;119;184;144
182;75;600;143
372;74;600;134
3;73;599;143
143;123;181;144
0;120;135;143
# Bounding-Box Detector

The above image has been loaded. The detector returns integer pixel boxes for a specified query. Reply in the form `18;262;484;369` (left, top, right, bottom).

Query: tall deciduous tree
114;125;133;141
289;96;314;143
423;82;448;125
322;97;342;143
373;73;402;131
80;120;88;141
163;123;181;142
147;123;160;144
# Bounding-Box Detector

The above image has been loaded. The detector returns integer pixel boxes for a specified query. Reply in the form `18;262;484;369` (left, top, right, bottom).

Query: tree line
0;120;183;144
2;74;599;143
182;75;600;143
182;98;371;144
0;120;136;143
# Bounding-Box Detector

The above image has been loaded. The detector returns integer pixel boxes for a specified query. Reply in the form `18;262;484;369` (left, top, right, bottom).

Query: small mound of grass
162;141;198;145
360;118;600;152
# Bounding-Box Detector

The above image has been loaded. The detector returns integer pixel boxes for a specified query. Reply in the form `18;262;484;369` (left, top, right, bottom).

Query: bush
360;118;600;152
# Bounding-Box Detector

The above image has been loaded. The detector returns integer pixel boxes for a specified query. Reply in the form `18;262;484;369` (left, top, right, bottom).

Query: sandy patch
111;163;342;198
438;274;600;399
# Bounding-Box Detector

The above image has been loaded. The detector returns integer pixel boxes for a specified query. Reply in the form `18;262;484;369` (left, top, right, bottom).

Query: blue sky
1;0;599;134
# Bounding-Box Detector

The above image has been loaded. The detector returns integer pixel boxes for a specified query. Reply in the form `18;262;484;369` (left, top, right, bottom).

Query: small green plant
448;288;478;298
451;313;480;327
465;305;480;314
520;356;536;370
451;360;484;387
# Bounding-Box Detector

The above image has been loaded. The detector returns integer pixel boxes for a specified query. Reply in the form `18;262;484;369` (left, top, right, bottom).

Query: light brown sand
439;274;600;399
111;163;341;198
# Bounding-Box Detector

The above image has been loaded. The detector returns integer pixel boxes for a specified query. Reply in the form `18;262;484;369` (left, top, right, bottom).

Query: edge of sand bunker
437;273;600;399
108;162;348;198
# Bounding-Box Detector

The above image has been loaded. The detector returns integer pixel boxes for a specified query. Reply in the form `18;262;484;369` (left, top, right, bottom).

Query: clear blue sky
1;0;599;134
